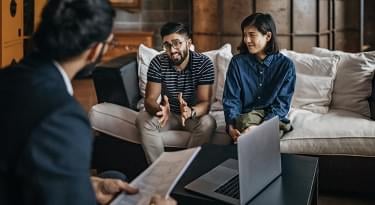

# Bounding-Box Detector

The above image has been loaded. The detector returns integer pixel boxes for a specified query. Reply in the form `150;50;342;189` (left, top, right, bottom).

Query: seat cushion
281;108;375;156
210;110;232;145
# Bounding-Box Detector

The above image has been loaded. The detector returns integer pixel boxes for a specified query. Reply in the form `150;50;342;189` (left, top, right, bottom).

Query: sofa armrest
89;103;141;144
93;53;140;111
370;75;375;120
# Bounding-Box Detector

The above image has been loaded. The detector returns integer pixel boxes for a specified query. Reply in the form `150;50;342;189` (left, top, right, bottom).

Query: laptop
185;116;281;205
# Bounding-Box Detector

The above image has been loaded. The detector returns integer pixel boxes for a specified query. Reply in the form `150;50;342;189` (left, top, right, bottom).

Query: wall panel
192;0;364;53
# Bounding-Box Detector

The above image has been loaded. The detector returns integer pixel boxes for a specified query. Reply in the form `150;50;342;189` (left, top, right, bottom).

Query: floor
72;78;375;205
319;193;375;205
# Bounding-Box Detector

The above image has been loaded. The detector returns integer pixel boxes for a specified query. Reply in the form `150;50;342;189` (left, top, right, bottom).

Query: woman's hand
228;125;241;144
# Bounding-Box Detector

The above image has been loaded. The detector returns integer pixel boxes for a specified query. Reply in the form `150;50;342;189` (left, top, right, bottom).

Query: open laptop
185;116;281;205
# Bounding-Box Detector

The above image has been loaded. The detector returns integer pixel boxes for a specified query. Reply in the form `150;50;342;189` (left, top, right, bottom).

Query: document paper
110;147;201;205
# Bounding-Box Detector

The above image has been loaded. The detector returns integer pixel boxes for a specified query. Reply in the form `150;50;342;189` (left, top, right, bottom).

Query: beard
170;47;189;66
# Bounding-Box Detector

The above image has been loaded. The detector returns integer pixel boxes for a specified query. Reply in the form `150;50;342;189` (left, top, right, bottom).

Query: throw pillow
216;51;232;102
281;49;340;113
202;43;232;102
137;44;162;98
312;47;375;117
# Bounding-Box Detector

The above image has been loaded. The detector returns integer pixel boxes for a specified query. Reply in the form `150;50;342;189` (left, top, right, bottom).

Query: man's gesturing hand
178;93;191;126
156;95;170;128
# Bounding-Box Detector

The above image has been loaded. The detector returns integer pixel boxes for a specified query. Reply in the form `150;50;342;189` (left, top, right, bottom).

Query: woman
222;13;296;143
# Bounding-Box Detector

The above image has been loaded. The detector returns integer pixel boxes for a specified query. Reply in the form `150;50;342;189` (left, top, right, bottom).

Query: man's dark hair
33;0;115;61
238;13;279;54
160;22;191;39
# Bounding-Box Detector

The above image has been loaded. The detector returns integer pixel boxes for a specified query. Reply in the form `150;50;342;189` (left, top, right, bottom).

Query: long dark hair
33;0;115;61
237;13;279;54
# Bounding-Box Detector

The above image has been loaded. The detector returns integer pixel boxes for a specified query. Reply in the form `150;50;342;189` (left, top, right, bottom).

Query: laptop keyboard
214;175;240;199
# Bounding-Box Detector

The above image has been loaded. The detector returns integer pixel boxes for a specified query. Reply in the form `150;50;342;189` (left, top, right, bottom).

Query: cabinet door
1;40;23;67
1;0;23;43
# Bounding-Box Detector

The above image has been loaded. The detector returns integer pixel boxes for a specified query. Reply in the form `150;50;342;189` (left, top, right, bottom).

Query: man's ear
187;38;192;44
187;38;193;50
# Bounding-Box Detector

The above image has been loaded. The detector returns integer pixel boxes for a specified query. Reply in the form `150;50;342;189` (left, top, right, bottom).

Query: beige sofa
90;45;375;191
91;45;375;154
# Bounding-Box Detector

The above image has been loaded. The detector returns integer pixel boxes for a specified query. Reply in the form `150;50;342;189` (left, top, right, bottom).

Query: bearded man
136;22;216;163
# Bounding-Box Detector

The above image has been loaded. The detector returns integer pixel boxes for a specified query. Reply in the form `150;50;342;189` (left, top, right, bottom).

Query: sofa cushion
312;47;375;117
201;44;233;102
90;103;141;144
137;44;162;99
281;108;375;156
216;50;232;102
210;110;232;145
281;49;340;113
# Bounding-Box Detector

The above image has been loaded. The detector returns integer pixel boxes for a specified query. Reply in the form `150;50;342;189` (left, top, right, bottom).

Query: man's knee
198;114;217;132
136;111;158;130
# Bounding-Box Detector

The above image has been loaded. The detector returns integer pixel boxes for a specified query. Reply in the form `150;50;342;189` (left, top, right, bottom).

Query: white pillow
312;47;375;117
281;49;340;113
216;51;232;102
202;44;232;102
137;44;162;98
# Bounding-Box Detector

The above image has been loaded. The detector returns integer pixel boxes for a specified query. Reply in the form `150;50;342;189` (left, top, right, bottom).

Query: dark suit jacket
0;52;96;205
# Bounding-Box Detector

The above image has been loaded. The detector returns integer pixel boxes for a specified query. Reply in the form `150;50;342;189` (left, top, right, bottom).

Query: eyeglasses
162;39;186;51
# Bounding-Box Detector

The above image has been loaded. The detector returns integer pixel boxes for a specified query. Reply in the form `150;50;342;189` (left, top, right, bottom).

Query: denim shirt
222;52;296;126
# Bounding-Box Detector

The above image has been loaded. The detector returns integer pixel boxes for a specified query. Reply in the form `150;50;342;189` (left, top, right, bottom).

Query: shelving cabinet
1;0;23;68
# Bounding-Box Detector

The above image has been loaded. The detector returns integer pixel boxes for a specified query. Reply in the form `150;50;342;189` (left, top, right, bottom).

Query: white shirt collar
53;61;74;96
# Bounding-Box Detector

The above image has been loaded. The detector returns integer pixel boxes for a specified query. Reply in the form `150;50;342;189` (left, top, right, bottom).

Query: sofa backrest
370;74;375;120
92;49;375;119
93;53;140;111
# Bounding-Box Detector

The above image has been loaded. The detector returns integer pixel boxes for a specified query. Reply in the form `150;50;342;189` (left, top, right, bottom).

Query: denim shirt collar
249;53;276;68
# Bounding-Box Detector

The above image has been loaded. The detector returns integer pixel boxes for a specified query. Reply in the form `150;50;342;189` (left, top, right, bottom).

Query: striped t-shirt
147;50;215;114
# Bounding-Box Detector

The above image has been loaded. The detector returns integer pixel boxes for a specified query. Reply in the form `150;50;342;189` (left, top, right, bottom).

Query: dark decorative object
10;0;17;17
24;0;35;36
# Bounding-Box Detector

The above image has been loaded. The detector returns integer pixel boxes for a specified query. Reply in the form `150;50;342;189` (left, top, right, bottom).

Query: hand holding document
110;147;201;205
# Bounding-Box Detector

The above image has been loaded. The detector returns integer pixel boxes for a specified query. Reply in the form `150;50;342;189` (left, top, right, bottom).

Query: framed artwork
110;0;141;9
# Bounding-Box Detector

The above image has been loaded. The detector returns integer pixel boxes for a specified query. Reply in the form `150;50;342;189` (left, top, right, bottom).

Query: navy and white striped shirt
147;50;214;114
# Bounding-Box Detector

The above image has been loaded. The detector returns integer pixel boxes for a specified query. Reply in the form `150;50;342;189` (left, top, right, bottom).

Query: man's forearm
192;101;210;117
145;99;161;116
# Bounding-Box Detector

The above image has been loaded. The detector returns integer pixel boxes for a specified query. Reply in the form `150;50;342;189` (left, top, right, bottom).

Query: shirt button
259;83;263;87
257;96;261;100
260;71;263;74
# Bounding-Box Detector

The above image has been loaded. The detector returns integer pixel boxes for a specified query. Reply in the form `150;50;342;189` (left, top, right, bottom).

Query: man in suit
0;0;175;205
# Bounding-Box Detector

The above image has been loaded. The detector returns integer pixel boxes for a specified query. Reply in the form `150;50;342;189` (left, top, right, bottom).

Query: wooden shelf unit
102;30;154;62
